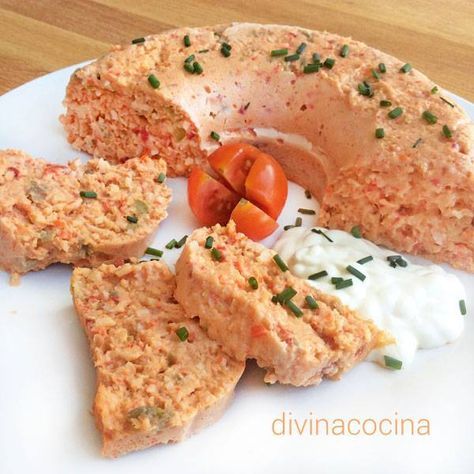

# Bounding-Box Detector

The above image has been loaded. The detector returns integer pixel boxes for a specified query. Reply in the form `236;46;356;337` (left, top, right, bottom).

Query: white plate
0;64;473;474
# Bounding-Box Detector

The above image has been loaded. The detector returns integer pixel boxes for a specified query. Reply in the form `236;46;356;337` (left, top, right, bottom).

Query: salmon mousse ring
71;260;245;458
174;222;389;387
61;23;474;272
0;149;171;276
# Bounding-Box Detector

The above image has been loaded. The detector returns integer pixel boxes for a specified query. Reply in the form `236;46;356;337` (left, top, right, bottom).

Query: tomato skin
230;199;278;241
188;168;240;227
207;143;262;195
245;153;288;219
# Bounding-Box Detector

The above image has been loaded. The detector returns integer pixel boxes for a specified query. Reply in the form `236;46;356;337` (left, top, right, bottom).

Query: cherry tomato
230;199;278;240
188;167;240;226
207;143;261;195
245;153;288;219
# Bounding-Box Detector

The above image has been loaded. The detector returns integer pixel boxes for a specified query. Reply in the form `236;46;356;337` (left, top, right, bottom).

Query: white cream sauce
273;227;466;369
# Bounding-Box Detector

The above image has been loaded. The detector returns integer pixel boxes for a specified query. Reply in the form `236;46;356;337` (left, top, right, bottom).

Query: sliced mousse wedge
175;222;389;387
71;260;244;458
0;149;171;276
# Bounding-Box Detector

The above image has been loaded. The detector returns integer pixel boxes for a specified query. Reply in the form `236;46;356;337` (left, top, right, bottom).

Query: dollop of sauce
273;227;466;368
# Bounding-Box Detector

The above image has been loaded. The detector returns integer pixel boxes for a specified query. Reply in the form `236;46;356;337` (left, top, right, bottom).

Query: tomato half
207;143;262;195
188;168;240;226
245;153;288;219
230;199;278;240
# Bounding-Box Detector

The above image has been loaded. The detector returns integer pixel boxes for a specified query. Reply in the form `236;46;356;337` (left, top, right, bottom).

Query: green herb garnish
375;128;385;139
431;86;438;94
176;327;189;341
335;279;353;290
323;58;335;69
175;235;188;248
305;295;318;310
440;97;455;108
273;254;288;272
308;270;328;280
80;191;97;199
192;61;203;74
165;239;177;249
380;100;392;107
384;355;402;370
304;189;312;199
286;300;303;317
298;208;316;215
276;287;297;303
346;265;366;281
183;35;191;47
388;107;403;119
378;63;387;73
358;81;373;97
312;228;333;242
412;138;422;148
204;236;214;249
351;225;362;238
211;247;222;261
400;63;412;73
148;74;160;89
283;225;295;231
284;53;300;62
340;44;349;58
271;48;288;57
295;217;302;227
331;277;343;284
459;299;467;315
156;172;166;183
145;247;163;257
296;43;307;54
442;125;452;138
184;54;195;63
356;256;373;265
126;215;138;223
422;110;438;124
248;277;258;290
303;63;320;74
371;69;380;80
132;37;145;44
210;131;220;141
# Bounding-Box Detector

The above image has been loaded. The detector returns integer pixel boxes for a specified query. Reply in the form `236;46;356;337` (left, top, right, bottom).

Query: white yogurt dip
273;226;466;368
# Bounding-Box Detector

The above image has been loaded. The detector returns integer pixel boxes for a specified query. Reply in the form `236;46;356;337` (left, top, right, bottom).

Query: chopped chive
298;208;316;215
165;239;177;249
220;46;231;57
221;42;232;51
400;63;412;73
388;107;403;119
175;235;188;248
248;277;258;290
192;61;203;74
384;355;402;370
286;300;304;317
80;191;97;199
308;270;328;280
303;63;320;74
156;172;166;183
312;228;333;242
442;125;453;138
335;279;353;290
273;254;288;272
204;236;214;249
440;97;455;108
184;54;195;63
244;101;251;110
375;128;385;139
459;299;467;315
356;255;374;265
210;131;220;141
271;48;289;57
148;74;160;89
276;287;297;303
323;58;335;69
284;53;300;62
283;224;295;231
346;265;366;281
198;49;209;53
331;277;343;284
183;35;191;47
371;69;380;80
305;295;319;310
340;44;350;58
351;225;362;238
184;62;195;73
145;247;163;257
132;37;145;44
295;217;302;227
176;326;189;341
378;63;387;73
431;86;438;94
422;110;438;124
312;53;321;63
412;138;422;148
271;295;278;304
380;99;392;107
211;247;222;261
358;81;373;97
387;255;408;268
305;189;312;199
126;215;138;223
296;42;307;54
